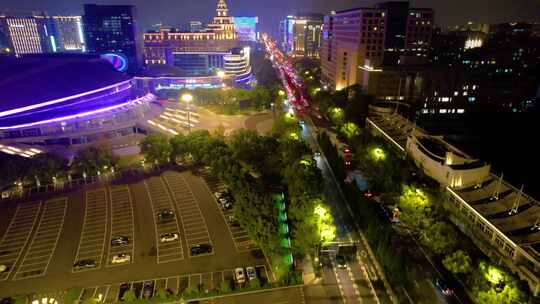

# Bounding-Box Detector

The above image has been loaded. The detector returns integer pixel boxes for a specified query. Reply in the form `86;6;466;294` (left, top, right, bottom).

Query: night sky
1;0;539;36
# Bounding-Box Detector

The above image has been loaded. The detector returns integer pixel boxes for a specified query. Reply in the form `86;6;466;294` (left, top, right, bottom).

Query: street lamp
181;93;193;133
217;70;226;78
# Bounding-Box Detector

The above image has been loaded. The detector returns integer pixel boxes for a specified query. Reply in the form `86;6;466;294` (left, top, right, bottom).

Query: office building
83;4;142;74
280;14;323;58
189;21;203;32
50;16;86;52
0;14;53;55
321;2;433;91
234;16;258;42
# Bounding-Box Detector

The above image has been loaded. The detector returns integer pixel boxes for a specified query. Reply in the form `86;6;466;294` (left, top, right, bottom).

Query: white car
0;264;8;273
160;232;179;243
246;266;257;281
112;253;131;264
234;267;246;284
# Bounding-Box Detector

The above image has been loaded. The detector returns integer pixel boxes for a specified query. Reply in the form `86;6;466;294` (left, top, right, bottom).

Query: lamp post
181;93;193;133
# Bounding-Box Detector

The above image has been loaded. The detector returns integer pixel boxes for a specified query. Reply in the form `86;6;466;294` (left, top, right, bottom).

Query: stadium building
0;54;160;157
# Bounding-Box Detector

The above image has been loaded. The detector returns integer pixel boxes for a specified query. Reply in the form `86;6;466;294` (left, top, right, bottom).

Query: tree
340;122;361;140
217;280;232;294
443;250;473;275
141;134;172;165
249;278;261;289
27;153;68;184
153;288;169;301
122;290;137;302
71;147;117;177
421;221;458;255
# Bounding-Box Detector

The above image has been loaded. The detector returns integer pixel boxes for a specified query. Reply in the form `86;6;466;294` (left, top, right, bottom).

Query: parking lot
162;171;213;257
78;265;269;303
199;169;259;252
73;189;108;272
0;170;269;297
13;197;67;280
0;201;41;281
144;176;184;263
107;185;135;267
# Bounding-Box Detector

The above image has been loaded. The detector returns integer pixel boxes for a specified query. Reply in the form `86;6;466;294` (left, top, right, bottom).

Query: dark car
143;281;154;299
157;209;174;221
336;254;347;269
190;243;213;255
118;283;131;300
73;259;96;269
111;235;129;246
434;278;453;296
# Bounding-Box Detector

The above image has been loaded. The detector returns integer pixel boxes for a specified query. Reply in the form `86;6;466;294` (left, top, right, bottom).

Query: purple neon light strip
0;80;133;119
0;94;155;130
6;84;133;119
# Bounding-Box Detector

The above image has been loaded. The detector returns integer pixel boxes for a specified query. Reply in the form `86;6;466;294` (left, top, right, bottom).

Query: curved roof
0;56;131;113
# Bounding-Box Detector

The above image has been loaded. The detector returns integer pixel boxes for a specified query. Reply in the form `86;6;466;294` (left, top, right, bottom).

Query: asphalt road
0;170;268;298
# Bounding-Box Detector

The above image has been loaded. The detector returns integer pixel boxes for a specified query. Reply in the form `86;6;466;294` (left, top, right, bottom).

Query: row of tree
0;147;118;190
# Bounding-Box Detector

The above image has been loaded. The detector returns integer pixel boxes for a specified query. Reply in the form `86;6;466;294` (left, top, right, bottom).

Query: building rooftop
0;56;130;113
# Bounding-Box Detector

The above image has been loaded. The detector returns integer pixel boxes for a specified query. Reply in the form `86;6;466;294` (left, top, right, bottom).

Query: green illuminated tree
340;122;361;140
71;147;117;177
443;250;472;275
421;221;457;255
122;290;136;302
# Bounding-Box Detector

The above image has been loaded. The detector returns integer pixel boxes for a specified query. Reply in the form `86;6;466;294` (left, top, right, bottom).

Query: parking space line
144;177;184;264
198;169;260;253
106;185;135;267
0;201;43;281
73;189;108;272
13;197;67;281
162;172;213;258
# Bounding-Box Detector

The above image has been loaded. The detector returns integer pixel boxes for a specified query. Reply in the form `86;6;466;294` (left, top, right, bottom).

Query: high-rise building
234;16;258;42
0;14;53;55
321;8;387;90
321;2;434;91
144;0;238;64
189;21;203;32
83;4;141;74
51;16;86;52
206;0;236;40
280;14;323;58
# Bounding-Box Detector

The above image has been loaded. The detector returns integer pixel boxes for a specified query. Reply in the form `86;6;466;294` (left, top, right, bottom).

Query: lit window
454;91;459;96
457;109;465;114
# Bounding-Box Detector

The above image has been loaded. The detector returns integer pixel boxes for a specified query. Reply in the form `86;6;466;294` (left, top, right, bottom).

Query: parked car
142;281;154;299
160;232;179;243
190;243;212;255
73;259;96;269
111;235;129;246
118;283;131;300
234;267;246;284
112;253;131;264
246;266;257;281
0;264;8;273
157;209;174;221
434;278;453;296
336;254;347;269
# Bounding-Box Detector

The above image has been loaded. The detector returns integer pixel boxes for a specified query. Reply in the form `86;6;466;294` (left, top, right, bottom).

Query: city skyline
1;0;539;35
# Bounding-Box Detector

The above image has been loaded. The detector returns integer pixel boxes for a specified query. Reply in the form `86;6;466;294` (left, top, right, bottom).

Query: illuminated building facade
189;21;203;32
0;15;53;55
234;16;258;42
321;3;434;91
142;0;251;86
83;4;142;74
280;14;323;58
50;16;86;52
0;56;159;155
143;0;238;64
